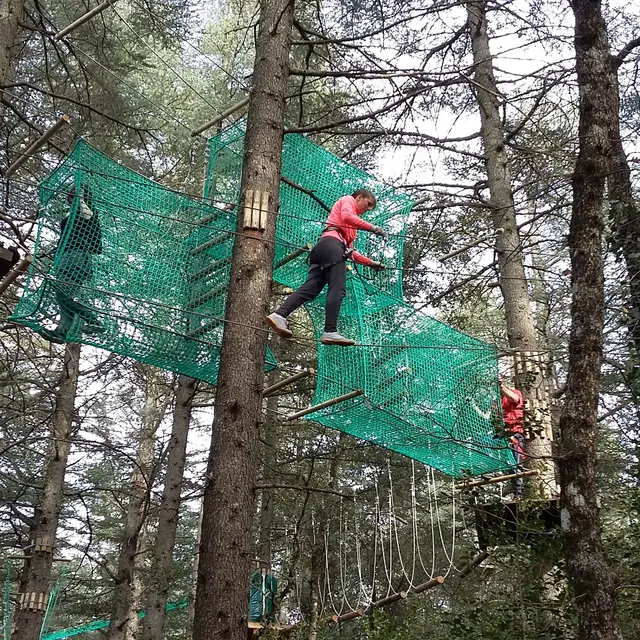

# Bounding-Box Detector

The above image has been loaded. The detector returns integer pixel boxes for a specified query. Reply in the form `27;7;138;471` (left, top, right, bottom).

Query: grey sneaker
321;331;355;346
265;313;293;338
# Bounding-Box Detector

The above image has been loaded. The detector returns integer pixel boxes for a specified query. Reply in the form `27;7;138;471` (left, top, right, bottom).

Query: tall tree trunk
258;371;279;567
608;69;640;401
192;0;295;637
558;1;622;638
141;375;197;640
466;0;555;496
0;0;24;110
307;434;343;640
108;367;168;640
11;343;81;640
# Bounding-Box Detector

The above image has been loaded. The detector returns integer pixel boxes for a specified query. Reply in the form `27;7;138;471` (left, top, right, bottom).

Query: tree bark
308;434;344;640
141;374;197;640
0;0;24;101
11;343;81;640
608;69;640;400
558;2;622;638
192;1;295;639
108;367;168;640
466;0;555;496
258;370;279;567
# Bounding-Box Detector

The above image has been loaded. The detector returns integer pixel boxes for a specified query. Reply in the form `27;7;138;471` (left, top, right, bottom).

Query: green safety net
11;128;514;477
10;140;277;383
40;598;189;640
207;124;515;477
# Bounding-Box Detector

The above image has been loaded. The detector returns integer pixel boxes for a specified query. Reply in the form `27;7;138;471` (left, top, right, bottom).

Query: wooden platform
247;620;300;638
475;498;561;548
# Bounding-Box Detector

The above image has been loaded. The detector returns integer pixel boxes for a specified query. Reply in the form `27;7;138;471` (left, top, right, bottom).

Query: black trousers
510;433;525;499
54;250;98;332
276;237;346;332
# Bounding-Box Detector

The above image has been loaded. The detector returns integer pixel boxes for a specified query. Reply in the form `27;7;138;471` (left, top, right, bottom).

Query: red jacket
321;195;376;266
501;389;524;435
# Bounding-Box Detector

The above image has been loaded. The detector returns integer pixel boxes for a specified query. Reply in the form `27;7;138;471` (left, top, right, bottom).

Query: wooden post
5;116;69;177
274;243;311;269
190;97;250;137
412;575;445;594
55;0;117;39
191;0;296;638
286;389;364;421
371;591;408;607
329;608;365;623
263;369;313;397
455;469;538;491
190;232;233;257
457;551;490;579
0;255;32;296
186;256;230;283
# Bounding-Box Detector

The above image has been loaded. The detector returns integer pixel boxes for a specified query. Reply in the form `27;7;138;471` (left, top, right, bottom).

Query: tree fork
559;1;622;638
192;0;295;639
11;343;81;640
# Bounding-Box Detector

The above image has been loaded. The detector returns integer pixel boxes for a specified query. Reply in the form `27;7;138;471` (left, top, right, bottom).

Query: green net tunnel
9;139;276;381
206;124;515;477
11;130;515;477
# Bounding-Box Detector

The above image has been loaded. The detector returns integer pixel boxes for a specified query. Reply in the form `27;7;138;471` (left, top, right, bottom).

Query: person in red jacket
266;189;386;346
500;376;526;498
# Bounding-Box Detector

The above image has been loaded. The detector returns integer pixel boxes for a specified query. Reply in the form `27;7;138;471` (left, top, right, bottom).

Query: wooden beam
186;256;230;283
371;590;408;607
186;282;227;310
263;369;314;396
457;550;490;579
6;116;70;177
190;97;250;137
329;608;365;623
286;389;363;421
55;0;117;39
190;232;233;257
455;469;538;491
0;255;33;296
412;575;445;594
274;243;311;269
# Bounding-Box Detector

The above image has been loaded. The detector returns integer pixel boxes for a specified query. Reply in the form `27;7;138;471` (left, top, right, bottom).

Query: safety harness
309;225;353;270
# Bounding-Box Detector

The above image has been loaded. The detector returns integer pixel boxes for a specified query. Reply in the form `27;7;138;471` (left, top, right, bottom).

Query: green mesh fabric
207;123;515;477
9;139;276;382
40;599;189;640
12;131;514;477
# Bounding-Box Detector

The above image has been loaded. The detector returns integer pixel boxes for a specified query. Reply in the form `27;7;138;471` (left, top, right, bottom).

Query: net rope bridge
10;125;515;477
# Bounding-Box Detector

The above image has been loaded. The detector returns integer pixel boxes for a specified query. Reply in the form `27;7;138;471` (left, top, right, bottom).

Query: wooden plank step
190;232;233;257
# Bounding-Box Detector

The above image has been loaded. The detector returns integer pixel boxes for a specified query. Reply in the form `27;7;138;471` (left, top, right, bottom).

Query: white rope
388;461;417;589
338;499;355;612
430;467;458;577
324;525;341;615
376;477;395;598
411;460;434;579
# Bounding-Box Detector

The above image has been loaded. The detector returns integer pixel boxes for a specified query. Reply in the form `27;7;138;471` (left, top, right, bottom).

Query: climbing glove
369;261;386;272
371;225;386;238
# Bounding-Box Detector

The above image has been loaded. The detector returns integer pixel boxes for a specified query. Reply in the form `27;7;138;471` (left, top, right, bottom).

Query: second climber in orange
266;189;386;346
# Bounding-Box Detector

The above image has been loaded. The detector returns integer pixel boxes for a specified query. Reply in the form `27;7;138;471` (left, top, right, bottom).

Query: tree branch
612;37;640;70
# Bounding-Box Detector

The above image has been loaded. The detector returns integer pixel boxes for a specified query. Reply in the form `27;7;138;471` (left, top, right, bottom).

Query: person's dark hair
352;188;377;209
